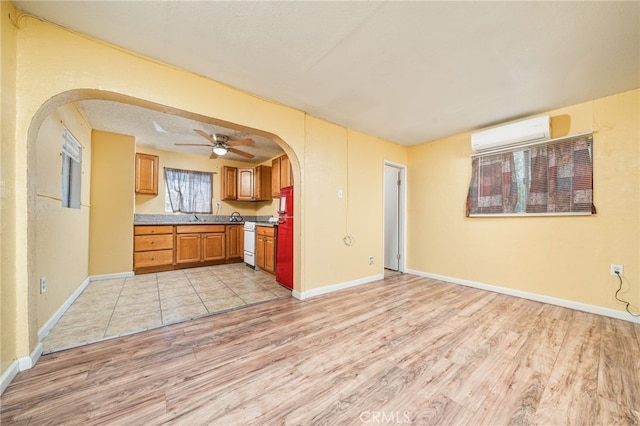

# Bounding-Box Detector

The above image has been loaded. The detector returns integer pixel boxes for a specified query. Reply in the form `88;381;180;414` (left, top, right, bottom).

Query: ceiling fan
175;129;255;159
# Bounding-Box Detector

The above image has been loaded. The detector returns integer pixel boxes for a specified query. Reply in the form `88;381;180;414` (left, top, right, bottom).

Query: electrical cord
614;271;640;317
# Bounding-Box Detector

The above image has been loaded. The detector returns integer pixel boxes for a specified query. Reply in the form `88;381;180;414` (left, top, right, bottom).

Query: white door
384;165;400;271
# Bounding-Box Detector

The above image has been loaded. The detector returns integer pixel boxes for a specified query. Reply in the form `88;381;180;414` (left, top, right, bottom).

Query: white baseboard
18;342;43;371
293;274;384;300
0;361;20;395
90;271;134;281
407;269;640;324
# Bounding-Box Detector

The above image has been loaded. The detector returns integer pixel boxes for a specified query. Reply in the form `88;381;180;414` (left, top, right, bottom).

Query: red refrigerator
276;186;294;289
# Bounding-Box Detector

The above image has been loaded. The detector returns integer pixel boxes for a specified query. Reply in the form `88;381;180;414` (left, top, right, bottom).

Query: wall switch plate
368;256;374;265
40;277;47;294
610;264;624;277
338;189;343;199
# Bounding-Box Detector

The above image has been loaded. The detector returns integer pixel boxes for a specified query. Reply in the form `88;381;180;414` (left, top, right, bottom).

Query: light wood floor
3;274;639;425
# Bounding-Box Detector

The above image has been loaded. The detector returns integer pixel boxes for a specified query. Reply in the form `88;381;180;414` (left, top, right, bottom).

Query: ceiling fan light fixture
213;145;228;156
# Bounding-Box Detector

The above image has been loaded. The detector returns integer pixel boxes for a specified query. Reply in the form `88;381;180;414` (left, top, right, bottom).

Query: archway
28;89;302;350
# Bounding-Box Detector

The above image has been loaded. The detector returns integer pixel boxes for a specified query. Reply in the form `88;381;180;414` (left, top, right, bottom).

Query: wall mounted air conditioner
471;115;550;153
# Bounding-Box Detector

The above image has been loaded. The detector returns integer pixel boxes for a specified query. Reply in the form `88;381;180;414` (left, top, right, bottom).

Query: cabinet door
254;165;272;201
225;225;242;259
264;236;276;274
256;236;266;269
271;157;281;198
237;168;255;201
202;233;225;261
221;166;237;200
135;153;159;195
176;234;201;264
280;155;292;188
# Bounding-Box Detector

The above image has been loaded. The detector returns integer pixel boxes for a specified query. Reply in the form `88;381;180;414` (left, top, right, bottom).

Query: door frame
383;161;407;273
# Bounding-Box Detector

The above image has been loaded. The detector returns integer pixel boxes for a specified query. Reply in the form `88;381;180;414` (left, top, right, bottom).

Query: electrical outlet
40;277;47;294
368;256;374;265
338;189;343;199
215;201;222;208
610;264;624;277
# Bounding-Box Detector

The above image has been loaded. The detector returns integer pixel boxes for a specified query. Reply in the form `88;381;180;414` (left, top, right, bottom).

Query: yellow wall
89;131;135;275
35;103;92;329
134;146;279;218
407;89;640;313
303;117;407;290
1;0;19;376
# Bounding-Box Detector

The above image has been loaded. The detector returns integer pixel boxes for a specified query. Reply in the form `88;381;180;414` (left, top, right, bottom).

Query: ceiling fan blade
228;148;254;159
194;129;216;144
209;152;218;159
175;143;212;147
226;138;255;147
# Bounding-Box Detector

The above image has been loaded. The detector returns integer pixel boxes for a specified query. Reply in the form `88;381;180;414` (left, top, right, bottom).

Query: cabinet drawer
134;235;173;252
257;226;275;237
134;250;173;268
134;225;173;236
176;225;225;234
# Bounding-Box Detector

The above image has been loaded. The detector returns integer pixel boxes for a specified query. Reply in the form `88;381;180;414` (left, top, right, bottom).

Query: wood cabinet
221;166;238;200
256;226;276;274
225;224;244;260
232;165;272;202
272;155;292;198
134;224;244;274
175;225;226;264
133;225;174;273
237;168;255;201
135;153;159;195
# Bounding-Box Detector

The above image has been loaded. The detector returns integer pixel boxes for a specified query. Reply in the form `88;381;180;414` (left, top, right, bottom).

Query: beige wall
35;103;92;329
89;131;135;275
134;146;279;218
1;0;19;376
407;89;639;313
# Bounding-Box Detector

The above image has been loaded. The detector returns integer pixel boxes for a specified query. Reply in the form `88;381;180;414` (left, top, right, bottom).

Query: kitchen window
164;167;213;213
466;133;594;216
61;126;82;209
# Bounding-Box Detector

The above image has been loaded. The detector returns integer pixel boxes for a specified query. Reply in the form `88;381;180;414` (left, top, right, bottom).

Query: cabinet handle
151;257;155;261
151;241;155;244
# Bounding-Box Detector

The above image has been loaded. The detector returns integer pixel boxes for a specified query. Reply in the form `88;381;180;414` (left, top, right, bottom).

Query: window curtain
165;168;213;213
526;136;594;213
466;153;517;216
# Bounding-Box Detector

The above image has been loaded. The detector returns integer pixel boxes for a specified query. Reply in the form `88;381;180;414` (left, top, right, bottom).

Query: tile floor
42;263;291;354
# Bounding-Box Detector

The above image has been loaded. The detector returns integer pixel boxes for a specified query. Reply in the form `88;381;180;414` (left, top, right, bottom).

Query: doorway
383;162;405;273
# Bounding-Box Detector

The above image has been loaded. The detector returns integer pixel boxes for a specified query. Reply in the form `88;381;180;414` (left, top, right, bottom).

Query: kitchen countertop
133;214;278;226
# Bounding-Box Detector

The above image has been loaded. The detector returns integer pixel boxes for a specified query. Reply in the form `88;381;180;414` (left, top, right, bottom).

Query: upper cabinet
221;166;238;201
135;153;159;195
272;154;292;198
222;165;272;202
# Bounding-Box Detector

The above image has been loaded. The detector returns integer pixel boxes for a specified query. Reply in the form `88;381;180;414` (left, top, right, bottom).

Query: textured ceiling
15;1;640;151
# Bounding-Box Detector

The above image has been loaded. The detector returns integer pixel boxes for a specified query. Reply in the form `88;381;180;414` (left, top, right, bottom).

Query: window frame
467;132;595;217
61;126;82;209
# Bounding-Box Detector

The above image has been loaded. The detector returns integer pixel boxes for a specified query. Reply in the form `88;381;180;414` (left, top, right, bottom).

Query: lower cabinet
134;224;243;274
225;225;244;260
175;225;226;264
134;225;174;273
256;226;276;274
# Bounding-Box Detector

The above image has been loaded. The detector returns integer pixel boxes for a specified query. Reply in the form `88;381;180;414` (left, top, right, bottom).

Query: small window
466;134;594;216
61;127;82;209
165;167;213;213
